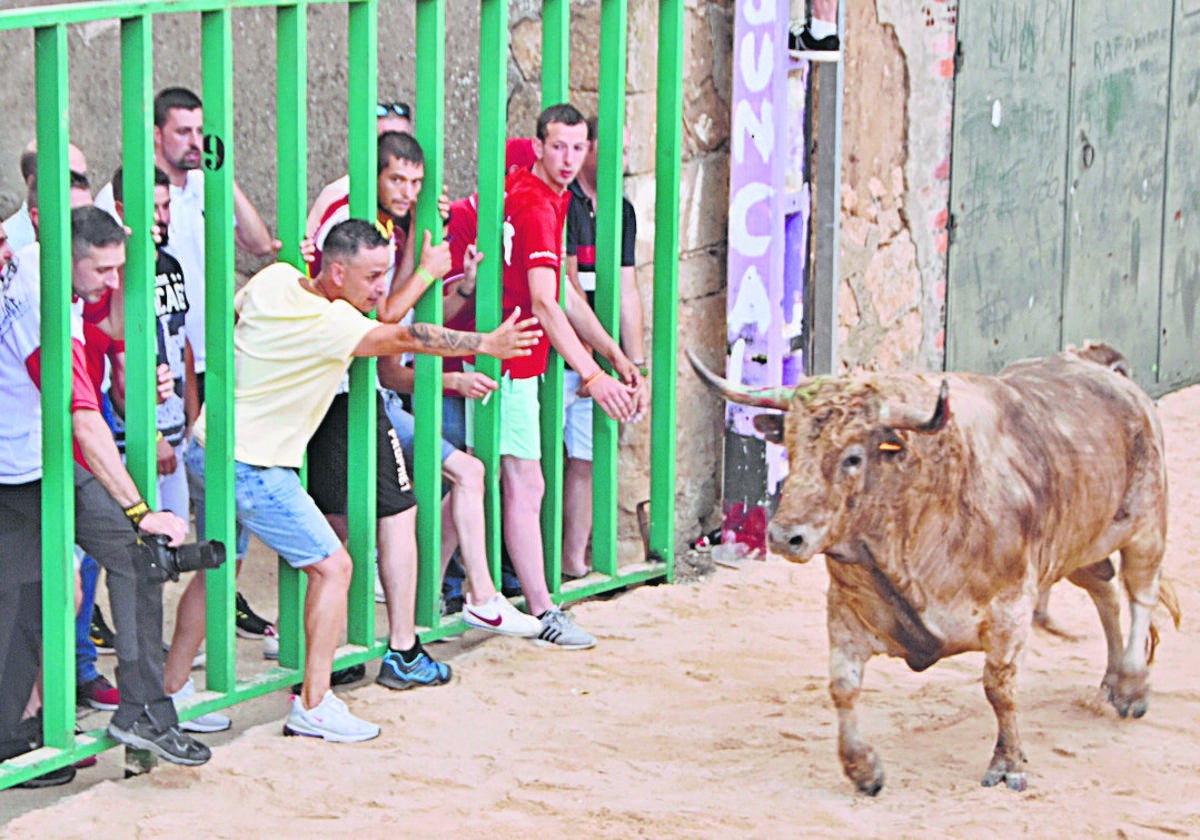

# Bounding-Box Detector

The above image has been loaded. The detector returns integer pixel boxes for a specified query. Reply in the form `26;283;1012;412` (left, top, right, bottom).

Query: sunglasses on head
376;102;412;119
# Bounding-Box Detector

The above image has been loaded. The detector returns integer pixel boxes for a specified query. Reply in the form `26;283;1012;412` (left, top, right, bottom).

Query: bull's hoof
1109;672;1150;719
981;765;1027;792
842;748;885;796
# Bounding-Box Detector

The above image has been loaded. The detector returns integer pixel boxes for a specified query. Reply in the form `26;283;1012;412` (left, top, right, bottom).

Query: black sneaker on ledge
107;718;211;766
234;591;272;639
89;604;116;654
789;25;841;62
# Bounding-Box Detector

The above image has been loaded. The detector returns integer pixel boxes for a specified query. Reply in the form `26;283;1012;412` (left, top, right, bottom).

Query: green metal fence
0;0;683;789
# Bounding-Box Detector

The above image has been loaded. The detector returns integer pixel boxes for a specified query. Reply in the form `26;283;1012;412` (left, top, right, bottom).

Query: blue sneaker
375;648;452;691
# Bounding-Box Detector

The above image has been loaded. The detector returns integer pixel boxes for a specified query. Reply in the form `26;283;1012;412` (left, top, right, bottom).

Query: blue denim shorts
185;442;343;569
562;369;594;461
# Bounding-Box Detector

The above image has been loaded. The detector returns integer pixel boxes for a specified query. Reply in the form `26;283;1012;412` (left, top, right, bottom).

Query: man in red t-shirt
465;104;646;650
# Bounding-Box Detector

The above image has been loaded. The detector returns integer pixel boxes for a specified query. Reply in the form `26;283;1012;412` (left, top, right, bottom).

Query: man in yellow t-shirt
176;219;539;742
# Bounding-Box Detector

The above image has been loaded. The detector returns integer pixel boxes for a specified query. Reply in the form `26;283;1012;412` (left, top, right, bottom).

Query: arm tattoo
408;322;483;353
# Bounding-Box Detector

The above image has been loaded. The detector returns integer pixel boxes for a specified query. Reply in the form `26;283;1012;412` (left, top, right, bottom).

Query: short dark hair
110;165;170;203
154;87;203;128
586;116;598;142
19;150;37;182
71;205;128;261
26;170;88;211
377;131;424;173
321;218;389;263
536;103;586;141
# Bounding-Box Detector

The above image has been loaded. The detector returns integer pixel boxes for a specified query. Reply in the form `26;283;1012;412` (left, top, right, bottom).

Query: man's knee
444;451;484;492
305;549;354;587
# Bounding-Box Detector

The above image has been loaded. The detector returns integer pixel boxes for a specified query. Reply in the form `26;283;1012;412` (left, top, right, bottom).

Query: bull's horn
880;378;950;432
686;349;793;410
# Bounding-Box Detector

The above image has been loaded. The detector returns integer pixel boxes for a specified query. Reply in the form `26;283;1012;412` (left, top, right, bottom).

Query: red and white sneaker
78;675;120;711
462;593;542;637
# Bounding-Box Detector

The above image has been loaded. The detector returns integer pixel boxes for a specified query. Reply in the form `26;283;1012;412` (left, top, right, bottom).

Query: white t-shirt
2;203;37;255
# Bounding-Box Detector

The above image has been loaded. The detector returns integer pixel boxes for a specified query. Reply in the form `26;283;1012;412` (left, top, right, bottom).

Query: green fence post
539;0;569;592
120;13;157;509
413;0;446;630
474;0;507;581
276;0;309;667
35;21;75;753
345;0;378;647
650;0;684;577
201;6;238;692
591;0;628;577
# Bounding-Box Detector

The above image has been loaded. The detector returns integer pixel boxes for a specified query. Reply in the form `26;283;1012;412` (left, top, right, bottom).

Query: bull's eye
840;444;866;475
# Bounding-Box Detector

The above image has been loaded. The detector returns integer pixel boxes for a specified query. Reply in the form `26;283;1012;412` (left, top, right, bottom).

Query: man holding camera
0;207;213;776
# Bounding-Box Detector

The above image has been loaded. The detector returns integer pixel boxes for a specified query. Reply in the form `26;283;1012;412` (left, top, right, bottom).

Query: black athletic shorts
306;391;416;517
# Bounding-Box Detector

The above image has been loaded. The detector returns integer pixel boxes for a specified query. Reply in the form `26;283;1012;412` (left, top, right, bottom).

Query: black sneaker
788;24;841;62
90;605;116;654
290;663;367;695
15;764;76;788
235;592;272;639
107;718;212;766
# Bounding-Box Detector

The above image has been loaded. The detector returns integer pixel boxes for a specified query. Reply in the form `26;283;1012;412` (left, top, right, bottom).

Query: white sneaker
191;648;206;670
282;691;380;743
262;624;279;660
462;593;542;637
172;677;233;733
532;608;597;650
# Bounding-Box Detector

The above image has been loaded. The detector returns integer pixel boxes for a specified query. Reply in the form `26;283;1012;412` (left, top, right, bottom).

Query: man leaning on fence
0;207;213;784
182;218;541;743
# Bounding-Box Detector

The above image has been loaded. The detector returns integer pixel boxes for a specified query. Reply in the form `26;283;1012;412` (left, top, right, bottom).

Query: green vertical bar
276;0;309;666
413;0;445;630
538;0;569;589
475;0;507;578
201;7;237;691
345;0;378;646
121;14;157;508
650;0;684;577
35;23;75;752
591;0;627;576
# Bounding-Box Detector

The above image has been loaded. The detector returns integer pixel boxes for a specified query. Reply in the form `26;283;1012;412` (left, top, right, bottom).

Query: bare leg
299;549;353;709
442;451;498;604
164;573;207;695
376;508;418;651
500;455;553;616
561;457;593;578
812;0;837;23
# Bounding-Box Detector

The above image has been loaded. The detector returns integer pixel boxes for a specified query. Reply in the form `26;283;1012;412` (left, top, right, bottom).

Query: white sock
809;17;837;40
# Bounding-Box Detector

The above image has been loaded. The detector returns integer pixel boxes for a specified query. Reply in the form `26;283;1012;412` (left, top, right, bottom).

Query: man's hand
479;307;542;359
612;357;648;422
449;370;498;400
438;185;451;225
156;364;174;404
299;237;317;265
586;372;637;422
417;229;452;281
460;244;483;295
156;436;177;476
138;510;187;547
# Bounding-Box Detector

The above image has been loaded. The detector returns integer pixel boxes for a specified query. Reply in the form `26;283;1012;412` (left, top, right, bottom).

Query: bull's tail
1072;340;1133;378
1147;578;1182;665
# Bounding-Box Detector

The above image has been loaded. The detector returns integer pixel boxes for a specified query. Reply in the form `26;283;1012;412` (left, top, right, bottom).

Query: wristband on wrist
414;266;436;287
583;369;605;391
123;499;151;526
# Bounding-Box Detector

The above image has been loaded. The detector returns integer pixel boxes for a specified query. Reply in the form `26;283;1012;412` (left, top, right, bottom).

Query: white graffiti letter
742;0;774;26
732;99;774;165
729;182;773;257
738;32;774;93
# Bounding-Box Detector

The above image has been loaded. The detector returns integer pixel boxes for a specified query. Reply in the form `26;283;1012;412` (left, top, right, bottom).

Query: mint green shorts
463;364;542;460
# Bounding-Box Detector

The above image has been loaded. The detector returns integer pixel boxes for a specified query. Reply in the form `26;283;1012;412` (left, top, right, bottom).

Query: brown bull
689;343;1179;794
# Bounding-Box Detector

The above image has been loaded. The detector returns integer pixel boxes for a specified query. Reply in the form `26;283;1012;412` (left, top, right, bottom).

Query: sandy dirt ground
3;384;1199;838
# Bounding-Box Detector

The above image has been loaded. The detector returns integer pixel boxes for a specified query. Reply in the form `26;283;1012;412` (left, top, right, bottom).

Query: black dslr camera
143;534;227;582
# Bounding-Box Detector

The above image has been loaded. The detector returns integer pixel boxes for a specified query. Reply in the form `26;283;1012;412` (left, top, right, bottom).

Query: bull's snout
767;519;826;562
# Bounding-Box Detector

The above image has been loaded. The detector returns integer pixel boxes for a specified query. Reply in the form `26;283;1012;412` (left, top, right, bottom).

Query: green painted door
1062;1;1172;384
1158;0;1200;384
947;1;1075;373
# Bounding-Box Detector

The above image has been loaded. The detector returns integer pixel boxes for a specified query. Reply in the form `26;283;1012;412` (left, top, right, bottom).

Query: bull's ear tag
878;441;903;452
